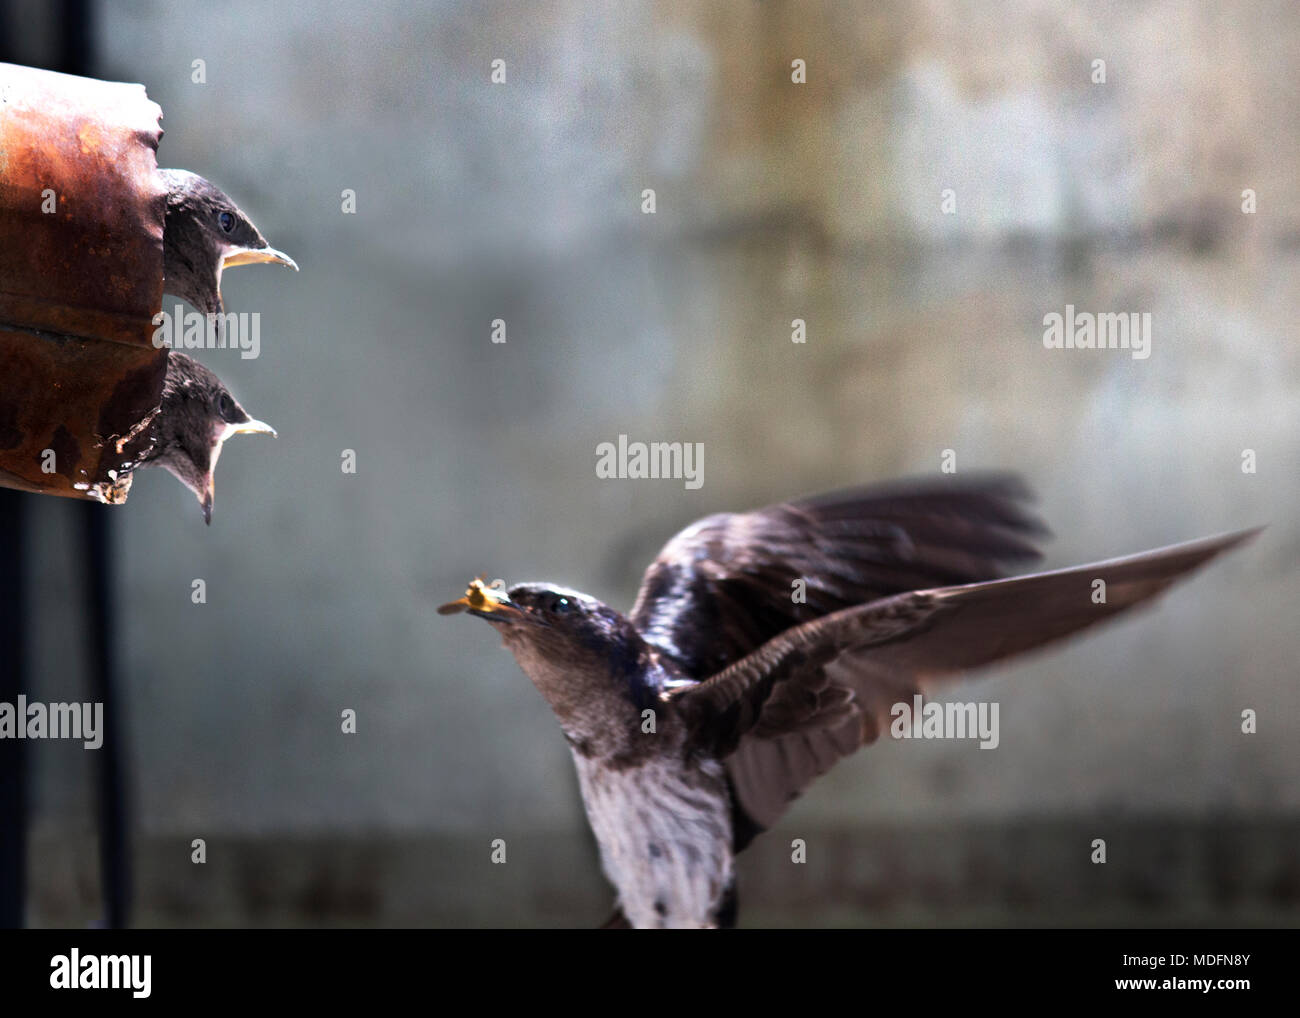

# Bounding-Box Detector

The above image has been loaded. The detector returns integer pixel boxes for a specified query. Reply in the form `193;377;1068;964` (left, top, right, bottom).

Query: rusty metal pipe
0;62;168;502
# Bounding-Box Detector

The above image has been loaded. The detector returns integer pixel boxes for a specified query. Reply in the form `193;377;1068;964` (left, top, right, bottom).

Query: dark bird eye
218;211;235;233
218;392;238;421
551;596;572;614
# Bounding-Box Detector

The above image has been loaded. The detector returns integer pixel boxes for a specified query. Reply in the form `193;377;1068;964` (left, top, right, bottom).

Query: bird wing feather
669;528;1260;832
630;474;1047;681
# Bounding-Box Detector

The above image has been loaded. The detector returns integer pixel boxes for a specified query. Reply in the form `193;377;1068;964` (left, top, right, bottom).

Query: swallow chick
134;351;275;524
160;168;297;316
440;476;1259;929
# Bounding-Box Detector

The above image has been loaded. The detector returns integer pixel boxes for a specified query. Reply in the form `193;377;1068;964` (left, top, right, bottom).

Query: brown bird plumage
134;352;275;524
160;169;297;316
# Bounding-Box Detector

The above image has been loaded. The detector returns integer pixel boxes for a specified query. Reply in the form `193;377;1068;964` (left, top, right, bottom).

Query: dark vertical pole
82;508;129;928
56;0;131;930
0;0;129;930
58;0;91;73
0;0;29;933
0;491;27;930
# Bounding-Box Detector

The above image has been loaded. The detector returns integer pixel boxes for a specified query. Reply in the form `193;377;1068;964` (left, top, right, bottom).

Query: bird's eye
217;392;238;421
551;596;572;614
218;211;235;233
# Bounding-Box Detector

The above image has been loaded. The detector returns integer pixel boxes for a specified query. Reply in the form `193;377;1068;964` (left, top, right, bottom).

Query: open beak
209;246;296;316
222;245;299;272
231;417;277;438
438;577;518;618
196;419;276;526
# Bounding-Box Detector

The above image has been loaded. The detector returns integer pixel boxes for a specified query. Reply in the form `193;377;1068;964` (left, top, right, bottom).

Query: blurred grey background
7;0;1298;926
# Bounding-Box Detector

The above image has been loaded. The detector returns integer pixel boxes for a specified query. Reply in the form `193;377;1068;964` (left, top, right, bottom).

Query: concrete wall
14;0;1299;925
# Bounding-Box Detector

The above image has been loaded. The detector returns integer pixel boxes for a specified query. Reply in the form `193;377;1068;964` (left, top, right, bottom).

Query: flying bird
439;476;1258;928
160;168;298;316
133;351;275;524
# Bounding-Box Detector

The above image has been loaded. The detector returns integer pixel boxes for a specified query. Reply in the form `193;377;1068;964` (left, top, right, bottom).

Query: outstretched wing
667;528;1259;835
631;475;1047;680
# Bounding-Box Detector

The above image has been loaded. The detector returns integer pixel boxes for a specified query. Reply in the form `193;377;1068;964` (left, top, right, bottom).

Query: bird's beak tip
235;418;277;438
222;246;298;272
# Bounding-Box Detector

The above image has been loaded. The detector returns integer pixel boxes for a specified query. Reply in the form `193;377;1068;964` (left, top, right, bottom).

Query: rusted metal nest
0;62;168;504
0;62;288;511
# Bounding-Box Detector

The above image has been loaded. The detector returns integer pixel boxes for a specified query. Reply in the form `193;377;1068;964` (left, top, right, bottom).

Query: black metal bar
56;0;90;74
0;0;29;935
81;506;129;928
0;0;130;931
0;491;28;930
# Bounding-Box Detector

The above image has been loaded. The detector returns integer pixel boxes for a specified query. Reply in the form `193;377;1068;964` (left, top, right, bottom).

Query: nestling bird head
440;579;662;745
160;168;298;315
139;352;275;524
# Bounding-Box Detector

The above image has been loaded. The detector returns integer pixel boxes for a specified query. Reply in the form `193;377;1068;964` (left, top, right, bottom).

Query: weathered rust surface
0;62;168;501
0;326;165;501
